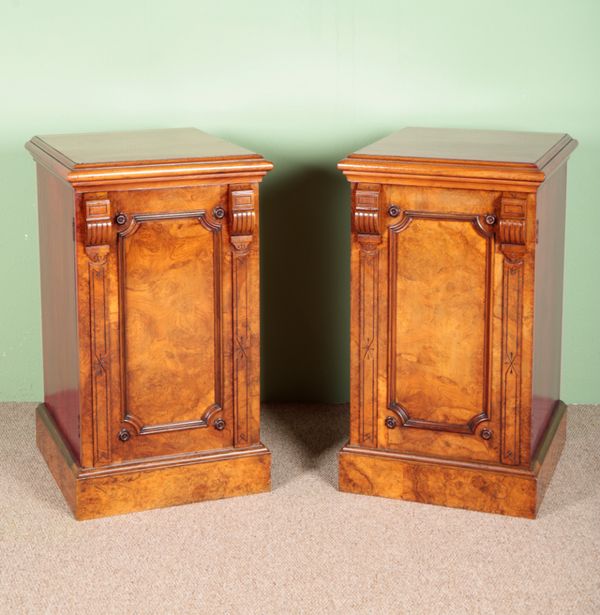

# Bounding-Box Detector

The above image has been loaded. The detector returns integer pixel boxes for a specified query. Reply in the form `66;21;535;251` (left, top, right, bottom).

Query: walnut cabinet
338;127;577;518
27;128;273;519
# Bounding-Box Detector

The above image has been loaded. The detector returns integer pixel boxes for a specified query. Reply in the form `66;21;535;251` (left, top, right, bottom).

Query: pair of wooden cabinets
28;127;576;519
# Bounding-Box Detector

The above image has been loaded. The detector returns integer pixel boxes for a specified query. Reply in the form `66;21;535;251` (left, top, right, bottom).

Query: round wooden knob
118;428;131;442
213;418;225;431
213;207;226;220
388;206;400;218
485;214;496;225
481;428;493;440
384;416;398;429
115;213;128;225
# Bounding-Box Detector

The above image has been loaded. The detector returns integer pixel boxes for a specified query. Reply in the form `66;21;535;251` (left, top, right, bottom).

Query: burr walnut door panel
384;210;501;462
353;185;511;464
100;187;235;462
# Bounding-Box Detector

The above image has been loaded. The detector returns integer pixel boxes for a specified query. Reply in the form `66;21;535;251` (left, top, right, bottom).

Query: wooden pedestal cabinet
27;128;273;519
338;127;577;518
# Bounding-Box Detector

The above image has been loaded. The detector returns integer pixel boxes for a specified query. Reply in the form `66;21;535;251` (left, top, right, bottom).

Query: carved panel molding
117;210;224;436
387;210;495;435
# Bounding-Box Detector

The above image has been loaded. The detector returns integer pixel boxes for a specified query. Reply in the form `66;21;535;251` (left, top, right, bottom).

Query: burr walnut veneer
338;127;577;518
27;128;273;519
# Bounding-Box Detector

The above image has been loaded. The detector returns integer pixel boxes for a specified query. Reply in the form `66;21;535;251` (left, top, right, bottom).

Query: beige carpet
1;403;599;615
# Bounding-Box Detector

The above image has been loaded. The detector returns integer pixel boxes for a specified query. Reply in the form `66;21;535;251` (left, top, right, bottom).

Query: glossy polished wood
338;127;576;517
37;404;271;520
339;402;567;518
27;128;273;519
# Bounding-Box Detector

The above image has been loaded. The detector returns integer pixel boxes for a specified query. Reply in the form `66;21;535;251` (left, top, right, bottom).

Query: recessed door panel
112;207;230;461
122;215;220;428
384;211;499;461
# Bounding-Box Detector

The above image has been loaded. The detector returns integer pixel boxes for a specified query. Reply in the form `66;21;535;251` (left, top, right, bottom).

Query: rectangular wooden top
351;127;573;167
26;128;273;186
29;127;261;168
339;127;577;189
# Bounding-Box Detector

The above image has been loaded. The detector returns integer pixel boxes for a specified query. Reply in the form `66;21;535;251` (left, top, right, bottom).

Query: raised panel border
387;210;495;434
116;210;224;436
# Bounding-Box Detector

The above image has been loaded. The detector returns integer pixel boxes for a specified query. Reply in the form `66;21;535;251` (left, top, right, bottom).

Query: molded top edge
26;127;268;169
339;127;577;180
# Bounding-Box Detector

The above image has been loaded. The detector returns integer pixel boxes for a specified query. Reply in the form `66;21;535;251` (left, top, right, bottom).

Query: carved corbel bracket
497;192;527;263
353;184;382;252
229;185;256;254
84;192;112;263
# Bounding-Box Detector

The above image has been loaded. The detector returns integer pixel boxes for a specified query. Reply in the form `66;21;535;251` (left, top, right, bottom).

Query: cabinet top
339;127;577;190
26;127;273;187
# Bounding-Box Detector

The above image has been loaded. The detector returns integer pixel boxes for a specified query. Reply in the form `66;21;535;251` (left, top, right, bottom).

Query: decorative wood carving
84;193;112;464
117;210;224;436
388;211;494;434
354;184;382;446
29;129;274;519
498;192;528;465
229;185;256;446
337;128;575;517
229;185;256;253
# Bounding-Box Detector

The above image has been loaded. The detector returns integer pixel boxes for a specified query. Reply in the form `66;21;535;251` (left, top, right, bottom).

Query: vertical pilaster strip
498;193;527;466
353;184;382;447
84;193;112;465
229;185;256;447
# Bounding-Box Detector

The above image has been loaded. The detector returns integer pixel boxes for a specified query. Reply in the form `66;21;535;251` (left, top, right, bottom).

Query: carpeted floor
1;403;599;614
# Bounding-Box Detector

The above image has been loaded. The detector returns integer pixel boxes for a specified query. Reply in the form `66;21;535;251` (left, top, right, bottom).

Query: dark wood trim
387;211;494;435
116;210;225;437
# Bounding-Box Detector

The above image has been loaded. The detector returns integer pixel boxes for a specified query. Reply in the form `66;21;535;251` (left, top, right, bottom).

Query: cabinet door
79;185;259;465
351;184;527;464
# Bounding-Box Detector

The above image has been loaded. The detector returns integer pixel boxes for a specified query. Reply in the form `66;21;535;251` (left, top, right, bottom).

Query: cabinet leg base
36;404;271;520
338;402;566;518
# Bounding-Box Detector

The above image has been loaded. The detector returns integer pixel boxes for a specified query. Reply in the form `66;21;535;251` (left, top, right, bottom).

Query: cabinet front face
80;185;249;465
352;184;522;463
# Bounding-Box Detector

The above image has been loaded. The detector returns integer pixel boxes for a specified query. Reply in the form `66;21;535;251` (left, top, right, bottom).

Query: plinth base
339;402;566;518
36;404;271;520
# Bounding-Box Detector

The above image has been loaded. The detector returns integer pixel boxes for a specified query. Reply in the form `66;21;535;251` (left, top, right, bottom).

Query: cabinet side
36;165;81;461
531;164;568;456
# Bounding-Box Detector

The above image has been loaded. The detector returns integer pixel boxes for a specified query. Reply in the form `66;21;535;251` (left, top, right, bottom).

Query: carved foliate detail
497;192;528;465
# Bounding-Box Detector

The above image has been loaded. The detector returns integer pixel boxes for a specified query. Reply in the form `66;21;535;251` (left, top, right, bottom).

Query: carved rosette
229;185;256;446
497;192;528;465
353;184;382;446
84;193;113;463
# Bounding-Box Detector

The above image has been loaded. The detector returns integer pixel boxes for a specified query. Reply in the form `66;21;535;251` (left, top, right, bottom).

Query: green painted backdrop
1;0;598;403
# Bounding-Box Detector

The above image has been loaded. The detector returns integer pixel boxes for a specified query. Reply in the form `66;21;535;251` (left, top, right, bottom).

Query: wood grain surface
339;127;576;516
28;128;272;518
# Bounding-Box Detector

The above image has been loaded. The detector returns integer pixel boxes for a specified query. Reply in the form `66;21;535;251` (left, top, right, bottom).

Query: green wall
1;0;598;403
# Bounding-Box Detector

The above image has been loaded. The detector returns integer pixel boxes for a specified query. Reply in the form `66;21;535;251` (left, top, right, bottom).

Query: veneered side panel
531;165;568;455
36;166;80;460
